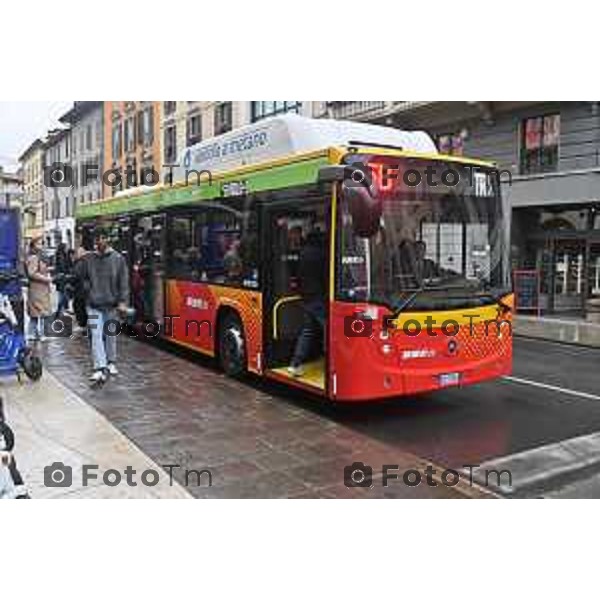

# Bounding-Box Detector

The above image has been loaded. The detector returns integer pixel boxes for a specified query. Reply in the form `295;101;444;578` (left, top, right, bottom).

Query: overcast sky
0;101;73;171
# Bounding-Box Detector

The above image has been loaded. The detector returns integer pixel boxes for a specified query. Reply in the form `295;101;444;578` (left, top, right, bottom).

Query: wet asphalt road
39;334;600;497
335;338;600;470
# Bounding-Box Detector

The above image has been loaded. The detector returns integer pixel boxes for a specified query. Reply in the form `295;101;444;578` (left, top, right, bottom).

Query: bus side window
203;198;259;289
163;199;259;288
166;215;195;280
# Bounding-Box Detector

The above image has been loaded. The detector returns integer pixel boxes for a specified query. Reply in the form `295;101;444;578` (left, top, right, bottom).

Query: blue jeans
56;289;69;316
291;300;325;368
87;307;118;371
26;316;44;340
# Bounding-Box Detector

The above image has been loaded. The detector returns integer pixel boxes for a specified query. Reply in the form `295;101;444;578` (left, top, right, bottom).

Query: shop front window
437;132;465;156
520;114;560;175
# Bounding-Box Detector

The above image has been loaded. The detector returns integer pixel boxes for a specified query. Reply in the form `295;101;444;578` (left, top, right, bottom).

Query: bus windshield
338;157;508;311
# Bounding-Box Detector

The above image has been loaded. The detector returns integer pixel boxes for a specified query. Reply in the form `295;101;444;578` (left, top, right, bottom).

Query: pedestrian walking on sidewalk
24;237;52;343
53;242;73;318
72;245;91;329
79;229;129;383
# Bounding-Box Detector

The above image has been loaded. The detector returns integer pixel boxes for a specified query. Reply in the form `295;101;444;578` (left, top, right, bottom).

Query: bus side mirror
317;165;382;237
344;184;382;238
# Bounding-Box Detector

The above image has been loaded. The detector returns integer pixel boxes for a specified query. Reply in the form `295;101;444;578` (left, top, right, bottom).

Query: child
0;397;29;499
0;451;17;499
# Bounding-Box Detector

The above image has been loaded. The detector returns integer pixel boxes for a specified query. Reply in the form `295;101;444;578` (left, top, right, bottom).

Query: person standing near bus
72;244;91;330
288;228;327;377
25;237;52;342
54;242;73;317
80;229;129;383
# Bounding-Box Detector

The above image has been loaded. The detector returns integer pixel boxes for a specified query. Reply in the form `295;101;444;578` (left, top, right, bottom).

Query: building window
112;123;122;159
251;101;301;122
143;106;154;146
437;132;465;156
186;113;202;146
124;117;135;152
86;124;92;151
164;101;177;116
164;125;177;164
214;102;232;135
520;114;560;175
125;158;138;189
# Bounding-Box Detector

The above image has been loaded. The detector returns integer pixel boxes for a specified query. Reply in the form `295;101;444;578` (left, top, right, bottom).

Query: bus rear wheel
218;313;247;378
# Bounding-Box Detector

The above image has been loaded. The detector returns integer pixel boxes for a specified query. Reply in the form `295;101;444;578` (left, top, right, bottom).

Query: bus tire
218;312;247;378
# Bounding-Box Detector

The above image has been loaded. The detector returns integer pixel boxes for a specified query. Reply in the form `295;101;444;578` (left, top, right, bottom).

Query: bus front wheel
218;313;247;378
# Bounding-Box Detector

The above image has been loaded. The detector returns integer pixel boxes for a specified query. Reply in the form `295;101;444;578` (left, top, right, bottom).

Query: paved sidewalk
1;372;191;499
515;315;600;348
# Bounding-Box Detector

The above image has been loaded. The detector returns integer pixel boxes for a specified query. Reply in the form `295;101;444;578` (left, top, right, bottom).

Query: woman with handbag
24;237;52;343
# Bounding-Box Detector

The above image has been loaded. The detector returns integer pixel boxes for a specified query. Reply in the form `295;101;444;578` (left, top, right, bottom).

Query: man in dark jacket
80;229;129;383
288;229;327;377
72;246;91;329
53;242;73;318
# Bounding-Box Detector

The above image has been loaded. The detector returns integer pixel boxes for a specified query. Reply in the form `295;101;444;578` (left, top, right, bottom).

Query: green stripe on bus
76;155;329;219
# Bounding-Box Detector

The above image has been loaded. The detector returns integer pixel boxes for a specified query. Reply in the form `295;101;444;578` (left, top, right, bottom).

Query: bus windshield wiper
390;282;501;316
391;283;460;315
393;287;425;316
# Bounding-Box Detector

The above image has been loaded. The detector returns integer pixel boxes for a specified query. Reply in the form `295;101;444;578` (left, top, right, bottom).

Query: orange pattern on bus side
165;280;263;373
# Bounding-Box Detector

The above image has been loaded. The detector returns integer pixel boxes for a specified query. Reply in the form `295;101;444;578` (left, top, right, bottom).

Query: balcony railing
323;101;436;121
325;101;386;120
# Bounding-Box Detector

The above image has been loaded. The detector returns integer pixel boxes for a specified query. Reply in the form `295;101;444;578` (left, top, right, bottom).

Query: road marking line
502;375;600;402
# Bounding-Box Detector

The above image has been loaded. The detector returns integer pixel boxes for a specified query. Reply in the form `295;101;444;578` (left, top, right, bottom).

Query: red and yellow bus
77;115;512;402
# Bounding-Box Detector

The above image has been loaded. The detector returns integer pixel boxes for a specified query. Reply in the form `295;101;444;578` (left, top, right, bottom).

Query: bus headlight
380;343;395;356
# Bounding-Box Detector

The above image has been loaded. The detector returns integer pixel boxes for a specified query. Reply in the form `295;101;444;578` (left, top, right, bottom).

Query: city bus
76;114;513;402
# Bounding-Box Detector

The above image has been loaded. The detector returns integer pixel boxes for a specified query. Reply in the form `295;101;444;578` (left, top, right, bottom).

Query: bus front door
132;214;166;326
264;202;328;392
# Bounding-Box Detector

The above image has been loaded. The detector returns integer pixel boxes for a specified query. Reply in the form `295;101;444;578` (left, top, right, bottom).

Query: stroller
0;274;43;382
0;209;42;382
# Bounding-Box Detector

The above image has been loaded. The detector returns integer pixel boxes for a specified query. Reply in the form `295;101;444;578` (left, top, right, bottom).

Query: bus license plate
439;372;460;387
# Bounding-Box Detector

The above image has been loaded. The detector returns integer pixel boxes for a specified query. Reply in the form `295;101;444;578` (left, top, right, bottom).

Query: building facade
43;127;75;249
0;167;23;210
18;138;45;242
60;101;104;207
103;101;162;198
